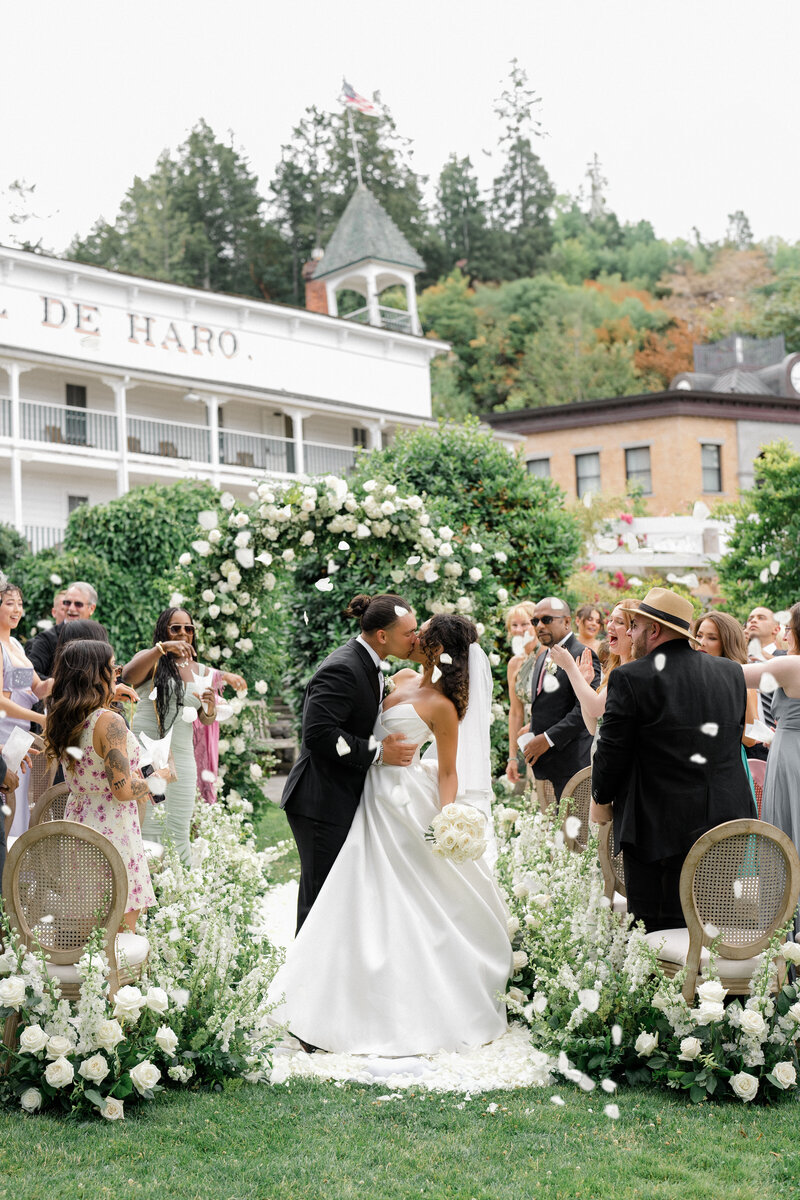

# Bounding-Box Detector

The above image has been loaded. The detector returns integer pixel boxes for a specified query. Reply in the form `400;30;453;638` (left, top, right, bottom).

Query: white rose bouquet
425;803;487;864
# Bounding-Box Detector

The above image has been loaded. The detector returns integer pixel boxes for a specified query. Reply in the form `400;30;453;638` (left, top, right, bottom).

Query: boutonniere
545;658;559;677
384;675;396;695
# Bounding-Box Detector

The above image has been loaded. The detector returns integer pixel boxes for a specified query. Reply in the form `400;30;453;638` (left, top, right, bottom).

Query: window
68;495;89;514
65;383;87;445
701;443;722;492
352;427;368;448
575;452;601;498
526;457;550;478
625;446;652;494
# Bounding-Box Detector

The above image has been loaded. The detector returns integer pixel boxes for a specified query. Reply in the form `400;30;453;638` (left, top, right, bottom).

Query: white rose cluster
425;803;487;864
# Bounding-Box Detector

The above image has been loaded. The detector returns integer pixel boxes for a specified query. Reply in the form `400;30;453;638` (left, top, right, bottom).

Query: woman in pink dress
192;668;247;803
45;639;156;930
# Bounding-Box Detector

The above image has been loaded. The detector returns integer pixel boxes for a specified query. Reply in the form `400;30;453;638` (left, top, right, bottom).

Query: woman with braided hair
274;612;512;1059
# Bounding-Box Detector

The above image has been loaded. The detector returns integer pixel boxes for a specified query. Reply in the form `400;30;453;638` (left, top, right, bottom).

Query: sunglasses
168;624;195;634
65;600;87;609
532;615;562;626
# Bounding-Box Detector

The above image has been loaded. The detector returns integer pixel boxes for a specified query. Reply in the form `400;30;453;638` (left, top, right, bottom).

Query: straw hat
626;587;699;643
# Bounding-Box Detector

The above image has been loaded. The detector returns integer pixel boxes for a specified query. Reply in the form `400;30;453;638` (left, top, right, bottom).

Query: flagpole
346;105;364;187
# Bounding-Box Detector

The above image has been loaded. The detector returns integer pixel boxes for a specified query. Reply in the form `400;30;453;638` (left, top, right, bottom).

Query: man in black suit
522;597;601;801
592;587;754;932
282;593;419;932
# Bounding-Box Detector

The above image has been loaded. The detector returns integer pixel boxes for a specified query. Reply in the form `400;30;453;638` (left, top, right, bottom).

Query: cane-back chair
643;819;800;1002
26;734;58;810
598;821;627;913
559;767;592;852
29;782;71;827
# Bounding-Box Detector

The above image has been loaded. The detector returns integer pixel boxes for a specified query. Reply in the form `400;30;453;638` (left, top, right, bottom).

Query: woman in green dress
123;608;216;865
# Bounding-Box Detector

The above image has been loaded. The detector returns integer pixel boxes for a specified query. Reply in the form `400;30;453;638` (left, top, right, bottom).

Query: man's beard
630;635;648;661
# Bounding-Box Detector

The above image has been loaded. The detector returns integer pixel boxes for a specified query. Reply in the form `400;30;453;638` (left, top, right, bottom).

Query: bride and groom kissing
276;592;513;1058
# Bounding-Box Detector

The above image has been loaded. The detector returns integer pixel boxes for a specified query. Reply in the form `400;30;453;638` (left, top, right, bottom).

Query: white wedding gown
272;701;513;1057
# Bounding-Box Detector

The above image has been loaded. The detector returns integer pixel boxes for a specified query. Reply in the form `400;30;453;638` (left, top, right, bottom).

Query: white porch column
325;281;339;317
6;362;30;533
365;420;384;451
103;376;130;496
405;278;421;336
206;395;226;488
284;408;305;476
365;266;381;328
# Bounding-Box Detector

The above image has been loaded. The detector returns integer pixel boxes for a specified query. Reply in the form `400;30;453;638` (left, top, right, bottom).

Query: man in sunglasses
522;597;601;802
26;580;99;682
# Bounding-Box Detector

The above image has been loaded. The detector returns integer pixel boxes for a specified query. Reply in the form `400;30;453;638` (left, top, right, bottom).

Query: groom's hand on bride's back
381;733;417;767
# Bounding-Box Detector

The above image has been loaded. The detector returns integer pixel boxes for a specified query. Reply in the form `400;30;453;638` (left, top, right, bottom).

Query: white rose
20;1087;42;1113
468;567;482;582
207;529;222;544
155;1025;179;1057
145;987;170;1015
191;539;210;557
130;1060;162;1095
694;1001;725;1025
512;950;528;971
781;943;800;966
696;979;727;1005
635;1031;659;1057
532;993;548;1015
507;987;526;1005
18;1024;49;1054
208;604;221;619
95;1019;125;1053
178;552;192;566
507;916;520;937
113;985;145;1022
250;763;263;780
220;491;236;510
773;1061;797;1088
45;1035;74;1060
730;1071;759;1102
168;988;191;1011
201;589;215;603
577;988;600;1013
102;1097;125;1120
740;1009;768;1039
78;1054;110;1083
0;975;27;1010
45;1056;75;1088
0;946;18;975
255;680;268;695
678;1037;702;1061
788;1002;800;1025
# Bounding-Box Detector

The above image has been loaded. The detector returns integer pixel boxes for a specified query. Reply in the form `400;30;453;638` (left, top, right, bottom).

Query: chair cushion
612;892;627;914
45;933;150;985
643;927;763;981
141;839;165;860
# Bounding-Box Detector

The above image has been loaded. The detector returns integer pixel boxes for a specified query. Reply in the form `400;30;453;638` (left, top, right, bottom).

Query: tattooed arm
93;711;150;805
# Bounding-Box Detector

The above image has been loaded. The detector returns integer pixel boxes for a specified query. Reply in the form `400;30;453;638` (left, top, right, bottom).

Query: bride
274;613;513;1057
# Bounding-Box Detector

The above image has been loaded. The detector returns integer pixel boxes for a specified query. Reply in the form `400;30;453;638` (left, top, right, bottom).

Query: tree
715;441;800;615
726;209;754;251
435;155;491;276
0;523;28;575
270;107;337;304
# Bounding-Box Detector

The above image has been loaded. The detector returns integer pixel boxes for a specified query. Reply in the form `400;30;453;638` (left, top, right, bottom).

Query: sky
2;0;798;255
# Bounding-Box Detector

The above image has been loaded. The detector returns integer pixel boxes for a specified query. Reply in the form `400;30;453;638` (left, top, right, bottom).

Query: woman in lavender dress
0;581;52;837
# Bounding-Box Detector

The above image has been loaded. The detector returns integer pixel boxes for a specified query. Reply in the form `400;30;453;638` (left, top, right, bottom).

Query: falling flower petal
201;770;216;784
338;541;350;551
700;723;718;737
394;606;408;617
578;1075;596;1092
431;666;442;683
40;914;54;925
565;816;582;841
690;753;707;764
485;1102;499;1114
550;1095;565;1106
406;556;421;565
577;987;600;1013
611;1024;622;1046
542;674;560;693
303;612;309;625
759;567;770;584
770;560;780;575
654;653;666;671
149;776;167;796
197;510;218;530
0;804;10;817
604;1104;620;1120
335;737;351;757
315;578;334;592
181;706;199;724
760;671;778;695
66;746;84;760
49;573;62;585
439;653;452;664
704;922;720;939
550;599;565;610
733;880;743;899
601;1079;617;1093
368;736;378;751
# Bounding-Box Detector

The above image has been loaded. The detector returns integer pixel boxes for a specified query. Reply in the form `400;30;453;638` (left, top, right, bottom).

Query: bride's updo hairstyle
418;614;477;720
345;592;413;632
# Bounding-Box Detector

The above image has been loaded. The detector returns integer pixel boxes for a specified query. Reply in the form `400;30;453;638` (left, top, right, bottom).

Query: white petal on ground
335;737;351;757
604;1104;620;1119
550;1095;565;1106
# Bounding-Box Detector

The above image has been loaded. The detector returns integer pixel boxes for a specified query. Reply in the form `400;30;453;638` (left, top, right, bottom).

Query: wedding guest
26;580;98;681
575;604;604;654
745;606;783;659
192;666;246;803
742;603;800;857
693;612;761;750
25;588;67;679
504;601;540;784
54;619;140;712
592;587;754;933
45;639;156;930
549;598;637;738
0;582;52;837
522;597;601;801
123;608;216;864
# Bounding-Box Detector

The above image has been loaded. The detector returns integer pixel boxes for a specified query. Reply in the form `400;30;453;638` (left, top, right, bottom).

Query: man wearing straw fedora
591;587;754;932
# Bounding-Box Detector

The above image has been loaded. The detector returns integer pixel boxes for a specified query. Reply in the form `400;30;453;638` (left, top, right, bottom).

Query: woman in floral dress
45;639;156;930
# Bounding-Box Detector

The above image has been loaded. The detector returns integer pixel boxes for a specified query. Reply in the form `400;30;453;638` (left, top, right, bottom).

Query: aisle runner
257;882;553;1093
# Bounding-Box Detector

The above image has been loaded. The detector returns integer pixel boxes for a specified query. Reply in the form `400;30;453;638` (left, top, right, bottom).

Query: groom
281;593;419;932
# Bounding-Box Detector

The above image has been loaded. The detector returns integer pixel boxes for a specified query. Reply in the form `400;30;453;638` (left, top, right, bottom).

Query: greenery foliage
0;523;28;575
714;440;800;615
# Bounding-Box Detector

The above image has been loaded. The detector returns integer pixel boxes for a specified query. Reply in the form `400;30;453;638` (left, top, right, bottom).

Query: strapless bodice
376;701;433;760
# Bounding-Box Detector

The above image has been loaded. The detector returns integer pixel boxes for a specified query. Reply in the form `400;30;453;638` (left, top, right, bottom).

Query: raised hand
578;647;595;683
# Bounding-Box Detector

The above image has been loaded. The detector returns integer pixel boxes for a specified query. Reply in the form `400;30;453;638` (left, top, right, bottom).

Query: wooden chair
159;440;179;458
532;777;557;816
2;821;149;1003
643;819;800;1002
127;435;142;453
559;767;592;852
29;782;71;827
44;424;64;443
26;734;58;812
598;822;627;913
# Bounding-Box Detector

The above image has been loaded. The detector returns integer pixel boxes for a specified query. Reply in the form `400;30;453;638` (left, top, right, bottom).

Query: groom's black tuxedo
529;633;601;800
282;638;382;930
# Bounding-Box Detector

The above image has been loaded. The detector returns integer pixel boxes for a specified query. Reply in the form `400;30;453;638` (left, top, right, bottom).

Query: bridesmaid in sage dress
122;608;217;865
742;603;800;846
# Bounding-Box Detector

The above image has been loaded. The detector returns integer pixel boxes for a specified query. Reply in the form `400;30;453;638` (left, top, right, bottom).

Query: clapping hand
548;644;574;673
577;647;595;683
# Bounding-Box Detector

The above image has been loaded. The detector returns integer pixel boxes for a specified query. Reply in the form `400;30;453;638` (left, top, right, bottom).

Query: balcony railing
19;399;117;451
304;441;357;475
127;415;211;462
219;429;295;473
25;525;65;554
342;305;413;334
0;396;10;437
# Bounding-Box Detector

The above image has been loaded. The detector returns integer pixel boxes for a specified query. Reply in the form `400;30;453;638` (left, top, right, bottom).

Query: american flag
341;79;379;117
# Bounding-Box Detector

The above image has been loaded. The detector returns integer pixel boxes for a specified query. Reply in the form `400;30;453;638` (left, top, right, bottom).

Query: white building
0;225;450;551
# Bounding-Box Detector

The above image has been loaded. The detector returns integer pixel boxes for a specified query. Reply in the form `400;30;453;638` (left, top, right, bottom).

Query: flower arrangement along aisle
0;802;287;1118
497;802;800;1104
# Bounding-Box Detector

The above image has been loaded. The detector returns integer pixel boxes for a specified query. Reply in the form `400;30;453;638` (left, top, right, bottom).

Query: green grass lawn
3;796;799;1200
